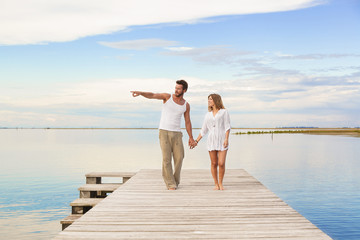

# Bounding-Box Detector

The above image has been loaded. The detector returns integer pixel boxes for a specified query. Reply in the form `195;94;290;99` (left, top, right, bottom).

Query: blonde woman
195;94;231;190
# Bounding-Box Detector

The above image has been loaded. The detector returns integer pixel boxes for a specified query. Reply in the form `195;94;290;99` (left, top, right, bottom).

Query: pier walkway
55;169;331;239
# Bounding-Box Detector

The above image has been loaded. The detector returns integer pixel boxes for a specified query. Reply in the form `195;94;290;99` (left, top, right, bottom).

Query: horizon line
1;127;360;130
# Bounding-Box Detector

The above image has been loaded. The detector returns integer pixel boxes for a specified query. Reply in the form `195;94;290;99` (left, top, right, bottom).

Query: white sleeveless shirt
159;95;187;132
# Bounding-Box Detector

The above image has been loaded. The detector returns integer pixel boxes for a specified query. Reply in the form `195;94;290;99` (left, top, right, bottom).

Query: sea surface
0;129;359;239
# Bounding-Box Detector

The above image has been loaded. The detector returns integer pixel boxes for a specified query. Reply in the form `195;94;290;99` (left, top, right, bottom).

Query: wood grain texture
85;172;136;178
78;184;122;192
70;198;103;207
55;169;332;239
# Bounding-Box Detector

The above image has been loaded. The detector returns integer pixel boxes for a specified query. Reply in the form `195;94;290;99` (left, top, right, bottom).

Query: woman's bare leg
209;151;219;190
218;150;227;190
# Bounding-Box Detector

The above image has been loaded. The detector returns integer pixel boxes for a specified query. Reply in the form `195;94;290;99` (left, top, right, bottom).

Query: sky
0;0;359;128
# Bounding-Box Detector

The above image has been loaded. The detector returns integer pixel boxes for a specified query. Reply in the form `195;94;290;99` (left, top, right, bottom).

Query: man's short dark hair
176;79;188;91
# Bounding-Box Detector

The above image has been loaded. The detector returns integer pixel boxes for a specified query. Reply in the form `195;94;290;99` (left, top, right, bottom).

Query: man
131;80;196;190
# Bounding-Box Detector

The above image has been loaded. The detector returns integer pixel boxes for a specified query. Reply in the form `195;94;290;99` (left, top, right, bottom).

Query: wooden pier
55;169;331;239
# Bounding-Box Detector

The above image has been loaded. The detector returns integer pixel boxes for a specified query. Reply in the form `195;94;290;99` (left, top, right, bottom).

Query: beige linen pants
159;129;184;189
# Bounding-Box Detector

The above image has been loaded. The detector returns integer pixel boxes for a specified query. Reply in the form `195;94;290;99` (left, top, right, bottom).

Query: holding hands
189;138;197;149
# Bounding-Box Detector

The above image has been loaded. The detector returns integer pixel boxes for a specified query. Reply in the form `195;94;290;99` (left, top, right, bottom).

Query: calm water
0;129;359;239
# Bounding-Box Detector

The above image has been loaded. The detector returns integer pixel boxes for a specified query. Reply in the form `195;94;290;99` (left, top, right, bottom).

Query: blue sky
1;0;359;128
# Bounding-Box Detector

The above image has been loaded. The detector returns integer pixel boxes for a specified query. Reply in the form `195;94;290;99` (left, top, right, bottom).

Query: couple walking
131;80;230;190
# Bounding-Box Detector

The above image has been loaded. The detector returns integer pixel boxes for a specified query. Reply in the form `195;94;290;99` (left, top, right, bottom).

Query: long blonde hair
208;93;225;112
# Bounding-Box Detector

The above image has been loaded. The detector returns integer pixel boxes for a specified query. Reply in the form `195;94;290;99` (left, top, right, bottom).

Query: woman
195;94;230;190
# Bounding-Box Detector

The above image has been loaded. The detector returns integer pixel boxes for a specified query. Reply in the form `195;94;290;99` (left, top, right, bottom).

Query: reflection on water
0;129;359;239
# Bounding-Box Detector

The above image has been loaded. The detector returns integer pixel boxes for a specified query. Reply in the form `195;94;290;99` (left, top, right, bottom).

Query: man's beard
175;92;184;97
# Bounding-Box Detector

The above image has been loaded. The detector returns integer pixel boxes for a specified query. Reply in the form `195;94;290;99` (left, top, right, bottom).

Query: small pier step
78;184;122;198
85;172;136;184
71;198;102;207
71;198;103;214
60;172;136;231
60;214;82;230
78;183;121;191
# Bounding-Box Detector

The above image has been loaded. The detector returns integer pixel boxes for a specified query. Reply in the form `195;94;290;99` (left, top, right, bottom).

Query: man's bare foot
168;188;176;190
219;185;225;190
213;185;220;190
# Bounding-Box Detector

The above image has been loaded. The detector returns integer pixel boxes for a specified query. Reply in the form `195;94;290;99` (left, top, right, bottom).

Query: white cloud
1;73;359;128
0;78;177;127
163;45;360;79
98;39;178;50
0;0;324;45
165;47;194;52
163;45;254;65
276;52;360;60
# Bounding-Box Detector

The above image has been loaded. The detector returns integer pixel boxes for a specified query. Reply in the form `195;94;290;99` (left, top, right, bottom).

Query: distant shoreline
233;128;360;137
1;127;359;131
1;127;359;137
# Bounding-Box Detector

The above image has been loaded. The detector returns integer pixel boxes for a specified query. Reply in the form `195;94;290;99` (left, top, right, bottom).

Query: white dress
200;109;231;151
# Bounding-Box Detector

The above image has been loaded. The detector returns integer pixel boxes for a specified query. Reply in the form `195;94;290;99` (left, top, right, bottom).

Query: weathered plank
70;198;103;207
78;184;122;192
78;184;121;198
60;214;82;225
60;214;82;230
86;172;136;184
55;169;332;239
85;172;136;178
71;198;103;214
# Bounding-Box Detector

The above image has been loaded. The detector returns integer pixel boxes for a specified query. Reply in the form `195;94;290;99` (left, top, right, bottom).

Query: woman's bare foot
213;185;220;190
219;184;225;190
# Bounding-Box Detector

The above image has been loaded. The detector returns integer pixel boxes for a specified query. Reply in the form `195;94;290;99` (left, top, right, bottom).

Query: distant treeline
277;126;319;128
233;130;306;135
233;129;360;135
